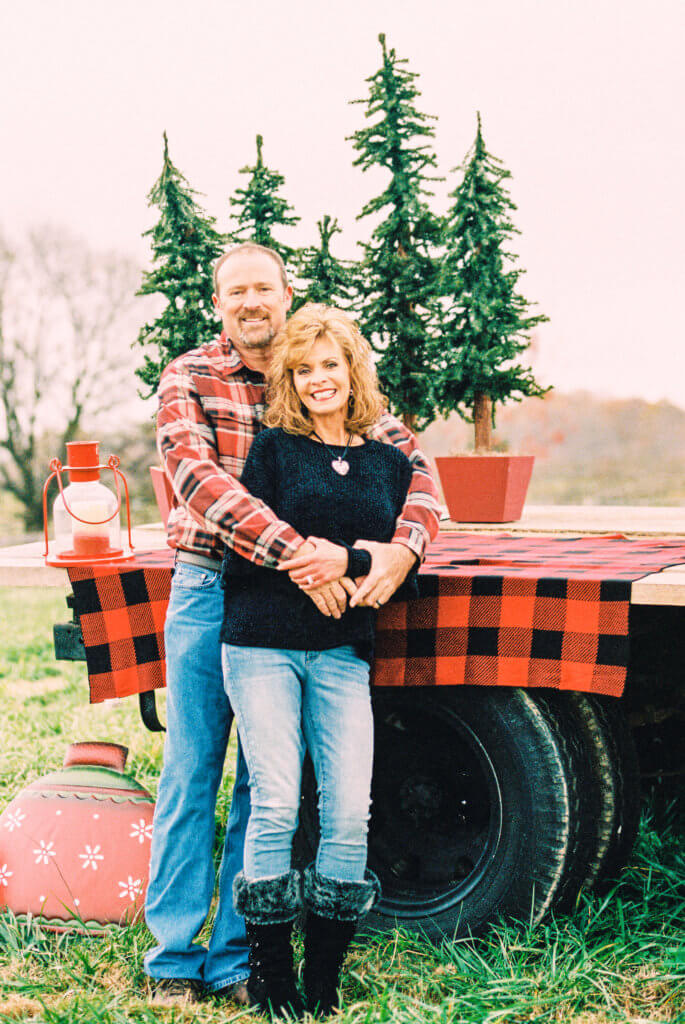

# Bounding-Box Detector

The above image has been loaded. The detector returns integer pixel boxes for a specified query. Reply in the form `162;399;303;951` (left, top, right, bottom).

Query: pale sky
2;0;684;408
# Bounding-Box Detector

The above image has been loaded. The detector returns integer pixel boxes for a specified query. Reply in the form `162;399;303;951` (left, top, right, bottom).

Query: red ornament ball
0;742;155;933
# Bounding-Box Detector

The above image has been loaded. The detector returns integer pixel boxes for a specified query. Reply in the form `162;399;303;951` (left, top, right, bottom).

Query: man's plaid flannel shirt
157;332;441;567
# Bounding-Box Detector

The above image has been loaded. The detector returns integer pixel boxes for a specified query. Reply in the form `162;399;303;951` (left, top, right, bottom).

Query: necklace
311;431;352;476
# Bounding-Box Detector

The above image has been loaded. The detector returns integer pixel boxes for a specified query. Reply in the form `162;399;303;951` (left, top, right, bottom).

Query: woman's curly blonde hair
263;304;386;435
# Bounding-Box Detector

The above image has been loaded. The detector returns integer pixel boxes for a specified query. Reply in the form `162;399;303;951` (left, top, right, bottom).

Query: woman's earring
348;391;355;409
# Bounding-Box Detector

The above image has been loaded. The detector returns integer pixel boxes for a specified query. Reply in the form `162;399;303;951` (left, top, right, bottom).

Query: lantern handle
108;456;134;552
42;463;60;557
52;459;123;526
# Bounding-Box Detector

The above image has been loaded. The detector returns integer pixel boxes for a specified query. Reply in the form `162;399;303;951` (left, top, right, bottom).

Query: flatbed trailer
1;506;683;939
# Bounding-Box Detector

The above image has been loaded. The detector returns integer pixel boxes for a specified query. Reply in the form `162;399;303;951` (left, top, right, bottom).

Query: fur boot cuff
303;865;381;921
233;869;302;925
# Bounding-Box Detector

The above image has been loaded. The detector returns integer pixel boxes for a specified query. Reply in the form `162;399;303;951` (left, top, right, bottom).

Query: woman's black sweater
220;427;415;660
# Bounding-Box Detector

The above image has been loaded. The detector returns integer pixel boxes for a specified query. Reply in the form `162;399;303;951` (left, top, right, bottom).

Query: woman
221;304;417;1017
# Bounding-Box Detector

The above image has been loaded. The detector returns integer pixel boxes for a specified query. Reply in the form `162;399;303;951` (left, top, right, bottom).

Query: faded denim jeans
221;644;373;883
144;562;250;990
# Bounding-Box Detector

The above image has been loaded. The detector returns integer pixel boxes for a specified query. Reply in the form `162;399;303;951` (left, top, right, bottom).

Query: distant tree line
136;34;548;435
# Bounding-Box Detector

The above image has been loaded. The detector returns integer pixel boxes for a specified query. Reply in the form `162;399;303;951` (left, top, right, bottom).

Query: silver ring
305;575;314;586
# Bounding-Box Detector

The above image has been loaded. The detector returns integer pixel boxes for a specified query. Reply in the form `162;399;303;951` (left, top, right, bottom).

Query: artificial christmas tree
436;115;549;521
298;215;356;309
350;34;443;430
135;133;225;396
228;134;300;274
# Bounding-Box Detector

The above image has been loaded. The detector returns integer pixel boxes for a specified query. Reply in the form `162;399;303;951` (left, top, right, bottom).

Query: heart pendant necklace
311;431;352;476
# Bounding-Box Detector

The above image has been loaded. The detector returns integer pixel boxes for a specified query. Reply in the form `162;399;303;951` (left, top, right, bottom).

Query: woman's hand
303;579;352;618
339;576;360;599
279;537;349;588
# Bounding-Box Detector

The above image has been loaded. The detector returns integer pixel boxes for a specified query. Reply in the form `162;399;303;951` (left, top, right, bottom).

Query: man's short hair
213;243;289;293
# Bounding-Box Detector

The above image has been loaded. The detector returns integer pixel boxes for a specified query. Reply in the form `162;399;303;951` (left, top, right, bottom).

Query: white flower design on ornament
129;819;153;844
3;808;26;832
118;876;143;901
33;841;57;865
78;844;104;870
0;864;13;886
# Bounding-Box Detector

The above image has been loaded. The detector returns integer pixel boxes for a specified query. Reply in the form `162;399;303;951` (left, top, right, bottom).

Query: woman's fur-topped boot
303;866;381;1017
233;870;304;1019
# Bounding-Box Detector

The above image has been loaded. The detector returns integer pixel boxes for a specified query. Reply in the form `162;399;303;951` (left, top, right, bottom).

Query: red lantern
43;441;134;567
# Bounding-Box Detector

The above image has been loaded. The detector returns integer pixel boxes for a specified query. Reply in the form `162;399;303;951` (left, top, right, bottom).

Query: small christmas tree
135;133;225;395
228;134;300;272
349;33;444;430
438;115;549;450
297;215;356;309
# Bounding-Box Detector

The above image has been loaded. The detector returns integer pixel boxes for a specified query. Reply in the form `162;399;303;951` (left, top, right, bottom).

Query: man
144;242;440;1005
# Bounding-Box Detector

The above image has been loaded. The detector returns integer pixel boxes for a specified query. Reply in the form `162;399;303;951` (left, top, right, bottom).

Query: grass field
0;588;683;1023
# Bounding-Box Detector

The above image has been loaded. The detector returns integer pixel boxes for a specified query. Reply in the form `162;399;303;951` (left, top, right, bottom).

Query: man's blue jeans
221;644;373;883
144;562;250;989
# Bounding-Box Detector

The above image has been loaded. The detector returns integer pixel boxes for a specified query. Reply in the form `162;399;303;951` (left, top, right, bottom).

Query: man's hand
279;537;348;588
304;579;350;618
349;541;416;608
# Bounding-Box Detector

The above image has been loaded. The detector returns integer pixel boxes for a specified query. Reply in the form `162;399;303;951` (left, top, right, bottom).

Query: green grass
0;588;683;1023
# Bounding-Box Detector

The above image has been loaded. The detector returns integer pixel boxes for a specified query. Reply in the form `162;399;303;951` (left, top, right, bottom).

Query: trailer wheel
294;687;573;940
587;696;641;887
554;692;617;891
530;692;610;910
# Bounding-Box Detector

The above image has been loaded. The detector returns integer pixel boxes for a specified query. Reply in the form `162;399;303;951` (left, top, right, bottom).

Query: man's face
212;251;293;359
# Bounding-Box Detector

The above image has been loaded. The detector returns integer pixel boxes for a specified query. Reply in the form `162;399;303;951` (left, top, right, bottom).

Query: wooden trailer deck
2;506;685;604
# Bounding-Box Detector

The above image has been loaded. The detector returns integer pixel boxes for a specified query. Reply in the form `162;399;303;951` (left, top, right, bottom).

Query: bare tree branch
0;227;143;530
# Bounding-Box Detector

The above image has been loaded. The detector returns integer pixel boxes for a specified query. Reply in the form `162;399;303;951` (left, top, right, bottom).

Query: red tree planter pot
0;742;155;933
436;454;535;523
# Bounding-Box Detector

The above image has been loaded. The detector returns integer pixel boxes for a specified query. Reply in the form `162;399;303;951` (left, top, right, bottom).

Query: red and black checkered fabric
68;550;173;704
68;533;685;704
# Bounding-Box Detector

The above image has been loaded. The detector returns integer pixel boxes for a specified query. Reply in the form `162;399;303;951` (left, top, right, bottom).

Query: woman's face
292;336;352;423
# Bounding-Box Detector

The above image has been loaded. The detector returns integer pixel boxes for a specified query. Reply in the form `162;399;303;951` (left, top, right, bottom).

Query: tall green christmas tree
228;134;300;272
438;115;549;451
135;133;225;395
349;33;443;429
297;215;357;309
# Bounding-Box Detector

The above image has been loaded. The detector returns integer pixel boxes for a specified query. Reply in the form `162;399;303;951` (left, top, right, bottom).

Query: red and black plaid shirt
157;332;441;566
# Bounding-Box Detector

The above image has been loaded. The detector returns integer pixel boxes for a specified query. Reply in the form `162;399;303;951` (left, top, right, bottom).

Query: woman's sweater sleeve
337;544;372;579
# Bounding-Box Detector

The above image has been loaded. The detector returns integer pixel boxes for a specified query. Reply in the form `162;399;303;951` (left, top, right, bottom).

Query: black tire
558;692;617;890
294;687;573;940
587;695;641;887
530;692;610;911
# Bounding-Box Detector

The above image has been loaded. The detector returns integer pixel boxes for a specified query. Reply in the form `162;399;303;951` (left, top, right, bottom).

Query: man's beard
237;318;275;349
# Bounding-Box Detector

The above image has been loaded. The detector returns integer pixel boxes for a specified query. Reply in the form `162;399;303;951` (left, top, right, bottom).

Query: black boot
233;870;304;1019
303;866;381;1017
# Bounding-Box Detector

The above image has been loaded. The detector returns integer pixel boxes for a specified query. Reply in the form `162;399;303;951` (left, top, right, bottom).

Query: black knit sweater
220;427;415;659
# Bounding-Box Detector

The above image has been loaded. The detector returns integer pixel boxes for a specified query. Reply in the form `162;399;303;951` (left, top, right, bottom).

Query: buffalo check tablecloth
67;533;685;704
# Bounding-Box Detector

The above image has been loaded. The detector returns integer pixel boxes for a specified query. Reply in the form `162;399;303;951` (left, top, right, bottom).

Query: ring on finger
305;575;314;586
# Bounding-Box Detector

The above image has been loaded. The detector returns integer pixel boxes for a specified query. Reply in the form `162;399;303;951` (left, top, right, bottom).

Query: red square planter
435;454;535;523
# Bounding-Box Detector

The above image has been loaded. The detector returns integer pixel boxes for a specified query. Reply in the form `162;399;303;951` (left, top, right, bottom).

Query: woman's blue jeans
222;644;373;883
